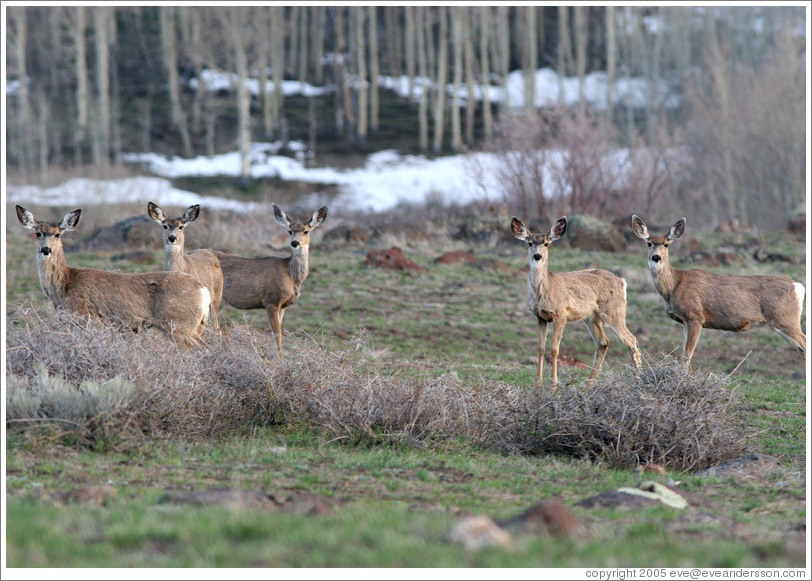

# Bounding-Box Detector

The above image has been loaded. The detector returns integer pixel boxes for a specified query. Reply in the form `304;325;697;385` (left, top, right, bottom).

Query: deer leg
769;324;806;358
550;320;567;386
683;321;703;367
265;303;284;356
588;318;609;381
611;323;642;369
536;319;548;387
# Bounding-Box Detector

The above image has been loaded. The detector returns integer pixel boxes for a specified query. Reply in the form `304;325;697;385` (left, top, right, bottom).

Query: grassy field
4;200;808;570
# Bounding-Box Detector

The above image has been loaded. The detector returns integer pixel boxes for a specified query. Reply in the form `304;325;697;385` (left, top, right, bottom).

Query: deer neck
529;257;551;296
37;247;71;306
649;256;679;300
164;244;186;272
287;247;310;286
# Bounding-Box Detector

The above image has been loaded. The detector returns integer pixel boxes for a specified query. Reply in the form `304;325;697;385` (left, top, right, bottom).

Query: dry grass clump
483;362;749;471
6;305;748;470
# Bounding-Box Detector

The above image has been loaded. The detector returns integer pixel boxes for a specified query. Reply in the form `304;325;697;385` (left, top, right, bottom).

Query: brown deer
632;215;806;366
16;205;211;345
147;202;224;331
511;216;642;389
213;204;328;356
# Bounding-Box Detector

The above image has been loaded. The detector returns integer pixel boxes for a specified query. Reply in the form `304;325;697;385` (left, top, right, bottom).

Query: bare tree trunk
312;6;325;84
219;8;253;186
606;5;616;123
333;7;347;136
417;6;429;151
647;7;663;144
464;8;475;146
355;7;368;145
9;8;32;176
368;6;380;132
557;6;572;103
432;6;448;154
451;8;463;152
93;6;112;170
271;6;285;141
160;6;193;156
298;6;309;87
574;5;588;113
385;7;402;81
405;6;416;99
36;92;50;181
258;8;272;139
184;9;205;134
497;6;510;110
480;7;493;139
523;6;537;113
288;7;298;77
71;6;89;167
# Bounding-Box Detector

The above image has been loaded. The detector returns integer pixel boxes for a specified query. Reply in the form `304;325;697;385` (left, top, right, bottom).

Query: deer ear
183;205;201;223
60;209;82;231
631;214;649;240
147;202;165;223
549;216;567;241
668;218;686;241
310;206;328;228
16;205;37;230
511;217;529;240
273;204;290;228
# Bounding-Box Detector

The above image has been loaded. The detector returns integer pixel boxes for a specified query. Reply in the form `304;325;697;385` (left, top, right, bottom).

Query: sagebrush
6;305;748;470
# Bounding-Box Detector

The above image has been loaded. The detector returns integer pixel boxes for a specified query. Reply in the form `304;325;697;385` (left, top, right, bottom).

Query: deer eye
163;224;168;229
647;242;652;247
36;233;41;238
527;241;533;247
54;233;60;238
178;225;183;230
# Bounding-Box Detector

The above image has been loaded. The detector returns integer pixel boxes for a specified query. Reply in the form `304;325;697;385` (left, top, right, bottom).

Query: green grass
4;203;807;568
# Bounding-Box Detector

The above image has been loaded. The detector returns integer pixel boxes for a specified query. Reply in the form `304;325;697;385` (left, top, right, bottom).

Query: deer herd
16;203;806;389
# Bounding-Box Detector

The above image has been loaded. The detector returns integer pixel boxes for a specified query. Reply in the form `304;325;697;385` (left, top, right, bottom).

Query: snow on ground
5;146;502;214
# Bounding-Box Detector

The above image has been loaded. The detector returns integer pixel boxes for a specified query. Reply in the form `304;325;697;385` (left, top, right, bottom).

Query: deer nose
533;253;542;261
41;247;51;256
291;240;300;248
651;254;661;263
168;235;177;243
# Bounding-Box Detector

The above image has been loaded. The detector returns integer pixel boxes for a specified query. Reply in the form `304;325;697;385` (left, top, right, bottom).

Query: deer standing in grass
512;216;642;389
632;215;806;366
147;202;224;331
213;204;328;356
16;205;211;345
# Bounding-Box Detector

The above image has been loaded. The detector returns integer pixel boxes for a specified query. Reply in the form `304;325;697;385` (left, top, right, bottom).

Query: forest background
4;4;808;230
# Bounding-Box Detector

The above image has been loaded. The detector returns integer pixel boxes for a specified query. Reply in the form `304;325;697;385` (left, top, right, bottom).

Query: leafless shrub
683;25;805;230
480;358;749;471
478;107;680;224
6;305;747;470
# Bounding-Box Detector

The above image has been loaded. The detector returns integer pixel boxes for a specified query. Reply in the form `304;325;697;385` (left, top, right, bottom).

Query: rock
694;453;782;481
447;515;511;550
565;214;628;252
363;247;423;271
497;498;583;538
433;250;478;265
160;487;283;510
575;481;689;510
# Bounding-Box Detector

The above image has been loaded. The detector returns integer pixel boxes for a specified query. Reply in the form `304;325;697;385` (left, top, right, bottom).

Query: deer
511;216;642;389
632;214;806;366
16;205;211;345
213;204;328;356
147;202;224;331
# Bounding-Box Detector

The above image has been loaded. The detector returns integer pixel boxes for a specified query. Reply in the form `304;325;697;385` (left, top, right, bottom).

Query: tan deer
632;214;806;366
512;216;642;389
16;205;211;345
147;202;224;331
213;204;328;356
